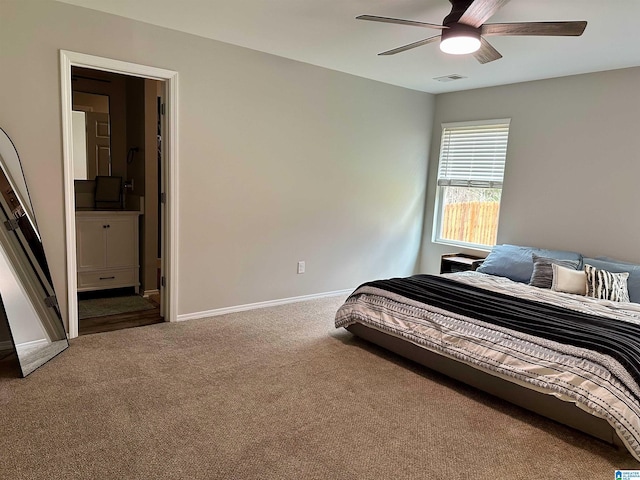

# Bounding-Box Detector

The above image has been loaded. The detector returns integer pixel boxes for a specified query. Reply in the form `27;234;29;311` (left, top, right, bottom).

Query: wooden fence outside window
441;201;500;246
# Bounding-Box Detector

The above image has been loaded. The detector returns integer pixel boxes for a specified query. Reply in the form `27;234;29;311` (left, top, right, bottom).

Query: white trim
143;289;160;298
176;289;354;322
433;238;492;252
441;118;511;128
60;50;179;338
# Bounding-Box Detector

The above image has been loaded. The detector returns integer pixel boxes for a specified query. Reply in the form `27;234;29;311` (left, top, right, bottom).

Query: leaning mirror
0;127;68;377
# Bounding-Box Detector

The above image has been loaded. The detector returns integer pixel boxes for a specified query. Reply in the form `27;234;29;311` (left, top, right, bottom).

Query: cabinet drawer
77;268;138;291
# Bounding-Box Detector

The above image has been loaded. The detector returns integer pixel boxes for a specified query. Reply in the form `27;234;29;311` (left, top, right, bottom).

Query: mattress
335;271;640;461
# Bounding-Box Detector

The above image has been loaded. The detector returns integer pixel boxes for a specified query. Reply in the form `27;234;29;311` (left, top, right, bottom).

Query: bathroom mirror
0;127;68;377
72;91;111;180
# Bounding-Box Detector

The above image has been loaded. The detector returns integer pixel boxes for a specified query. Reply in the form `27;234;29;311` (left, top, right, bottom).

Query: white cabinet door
105;217;137;268
76;217;107;271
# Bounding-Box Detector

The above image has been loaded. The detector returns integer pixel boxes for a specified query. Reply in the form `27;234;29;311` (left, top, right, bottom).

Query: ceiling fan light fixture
440;23;481;55
440;35;481;54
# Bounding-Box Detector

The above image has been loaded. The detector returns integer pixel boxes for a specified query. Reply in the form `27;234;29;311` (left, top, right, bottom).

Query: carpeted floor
0;295;637;479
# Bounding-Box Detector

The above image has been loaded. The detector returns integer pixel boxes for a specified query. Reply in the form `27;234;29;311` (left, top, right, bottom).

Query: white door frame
60;50;179;338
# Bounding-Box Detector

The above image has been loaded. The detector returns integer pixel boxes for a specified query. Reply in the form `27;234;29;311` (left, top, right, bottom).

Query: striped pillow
530;253;580;289
584;264;630;302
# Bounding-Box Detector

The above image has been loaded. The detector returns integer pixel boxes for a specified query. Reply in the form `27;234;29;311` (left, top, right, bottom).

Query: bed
335;245;640;461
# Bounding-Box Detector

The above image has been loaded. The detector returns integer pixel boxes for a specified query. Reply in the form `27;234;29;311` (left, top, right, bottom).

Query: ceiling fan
357;0;587;63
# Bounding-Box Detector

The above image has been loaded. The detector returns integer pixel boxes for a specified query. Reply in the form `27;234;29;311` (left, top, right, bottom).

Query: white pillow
551;263;586;295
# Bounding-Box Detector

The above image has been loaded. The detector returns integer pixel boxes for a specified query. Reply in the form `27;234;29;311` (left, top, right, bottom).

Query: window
433;119;510;249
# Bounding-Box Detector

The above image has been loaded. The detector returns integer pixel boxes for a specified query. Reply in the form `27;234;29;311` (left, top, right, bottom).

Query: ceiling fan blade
459;0;510;28
482;21;587;37
356;15;446;30
473;38;502;64
378;35;441;56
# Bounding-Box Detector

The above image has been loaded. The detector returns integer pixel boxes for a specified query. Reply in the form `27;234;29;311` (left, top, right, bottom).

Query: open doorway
60;51;178;339
71;67;164;335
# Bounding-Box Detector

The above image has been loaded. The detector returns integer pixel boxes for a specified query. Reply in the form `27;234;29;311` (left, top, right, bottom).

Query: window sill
433;238;493;253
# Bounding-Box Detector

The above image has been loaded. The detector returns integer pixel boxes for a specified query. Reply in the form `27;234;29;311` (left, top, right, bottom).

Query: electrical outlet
297;261;305;274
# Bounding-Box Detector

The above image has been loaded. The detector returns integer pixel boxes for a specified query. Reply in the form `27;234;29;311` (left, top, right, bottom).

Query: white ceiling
56;0;640;94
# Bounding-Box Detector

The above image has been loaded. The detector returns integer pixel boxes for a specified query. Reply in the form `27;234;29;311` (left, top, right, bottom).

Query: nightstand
440;253;485;274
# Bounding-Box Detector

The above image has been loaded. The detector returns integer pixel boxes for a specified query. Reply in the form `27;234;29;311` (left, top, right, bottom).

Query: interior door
158;93;166;318
85;112;111;178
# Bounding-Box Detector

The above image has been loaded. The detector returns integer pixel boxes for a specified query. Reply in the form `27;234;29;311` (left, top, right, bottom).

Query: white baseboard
176;288;354;322
143;289;160;298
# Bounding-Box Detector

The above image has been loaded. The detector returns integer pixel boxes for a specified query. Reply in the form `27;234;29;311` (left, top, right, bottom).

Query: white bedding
335;271;640;461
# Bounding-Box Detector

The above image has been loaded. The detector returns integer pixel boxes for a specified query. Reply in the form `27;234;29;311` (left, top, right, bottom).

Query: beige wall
420;67;640;273
0;0;433;324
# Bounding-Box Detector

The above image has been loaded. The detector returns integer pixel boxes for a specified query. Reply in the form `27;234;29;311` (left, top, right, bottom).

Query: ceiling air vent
433;74;467;82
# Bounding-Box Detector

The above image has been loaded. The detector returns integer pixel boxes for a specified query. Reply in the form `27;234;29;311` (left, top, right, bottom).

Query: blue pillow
477;244;582;284
583;258;640;304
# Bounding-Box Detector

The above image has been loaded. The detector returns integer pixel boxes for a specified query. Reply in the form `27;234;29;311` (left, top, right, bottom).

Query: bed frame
347;322;624;448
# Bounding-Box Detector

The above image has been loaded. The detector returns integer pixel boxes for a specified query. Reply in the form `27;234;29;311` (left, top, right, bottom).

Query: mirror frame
0;127;68;377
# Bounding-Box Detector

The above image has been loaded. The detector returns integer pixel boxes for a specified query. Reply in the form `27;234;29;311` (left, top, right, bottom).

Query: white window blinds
437;121;510;188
